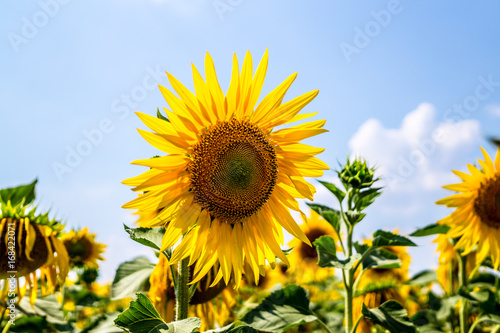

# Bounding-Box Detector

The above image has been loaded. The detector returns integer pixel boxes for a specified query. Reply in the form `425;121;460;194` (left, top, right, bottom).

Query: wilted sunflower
0;181;69;306
436;147;500;268
123;49;328;286
149;254;235;330
61;227;105;269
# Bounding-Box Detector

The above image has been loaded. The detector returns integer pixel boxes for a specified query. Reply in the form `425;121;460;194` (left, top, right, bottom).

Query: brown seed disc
189;119;278;224
474;175;500;229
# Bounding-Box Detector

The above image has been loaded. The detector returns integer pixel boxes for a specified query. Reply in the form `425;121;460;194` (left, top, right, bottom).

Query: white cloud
348;103;482;193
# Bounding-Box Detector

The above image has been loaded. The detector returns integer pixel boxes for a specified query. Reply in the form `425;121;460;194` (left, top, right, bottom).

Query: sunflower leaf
0;178;37;206
124;224;166;251
372;230;417;247
241;285;318;332
345;210;366;225
458;286;498;314
410;224;450;237
362;300;416;333
111;257;155;300
361;248;401;270
407;270;437;286
205;321;258;333
318;180;345;203
114;293;201;333
314;236;361;269
306;203;341;234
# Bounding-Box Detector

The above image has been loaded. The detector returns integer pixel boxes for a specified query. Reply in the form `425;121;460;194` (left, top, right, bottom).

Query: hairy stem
175;257;190;321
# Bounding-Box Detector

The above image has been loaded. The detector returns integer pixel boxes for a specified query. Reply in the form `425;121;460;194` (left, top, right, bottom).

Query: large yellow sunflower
436;147;500;269
123;49;328;287
0;200;69;306
61;227;106;269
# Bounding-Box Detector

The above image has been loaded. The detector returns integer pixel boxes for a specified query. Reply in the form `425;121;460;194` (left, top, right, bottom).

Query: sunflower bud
338;158;376;190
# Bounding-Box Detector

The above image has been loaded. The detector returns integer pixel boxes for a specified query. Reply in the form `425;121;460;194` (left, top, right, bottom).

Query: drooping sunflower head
61;227;106;269
436;147;500;269
122;50;329;287
0;180;69;306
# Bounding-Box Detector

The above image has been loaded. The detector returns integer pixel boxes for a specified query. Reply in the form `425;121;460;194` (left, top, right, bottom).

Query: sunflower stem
1;321;12;333
458;252;468;333
345;225;354;333
175;257;190;321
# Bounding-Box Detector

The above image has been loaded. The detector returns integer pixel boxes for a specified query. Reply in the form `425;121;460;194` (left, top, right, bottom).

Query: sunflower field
1;45;500;333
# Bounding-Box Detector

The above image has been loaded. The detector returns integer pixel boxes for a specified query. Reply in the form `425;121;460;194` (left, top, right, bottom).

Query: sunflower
61;227;106;269
436;147;500;269
122;49;328;287
287;210;339;285
434;234;476;295
352;236;416;332
0;185;69;306
352;287;406;333
149;254;236;330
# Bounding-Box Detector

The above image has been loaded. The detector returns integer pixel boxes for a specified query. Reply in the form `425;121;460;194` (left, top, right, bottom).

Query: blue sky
1;0;499;281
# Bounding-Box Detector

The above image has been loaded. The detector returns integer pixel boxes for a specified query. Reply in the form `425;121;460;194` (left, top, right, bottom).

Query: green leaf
18;294;67;325
372;230;417;247
205;321;258;333
306;203;341;234
458;286;498;314
87;313;124;333
241;285;318;332
318;180;346;203
409;224;450;237
407;270;437;286
345;210;366;225
362;300;416;333
314;236;361;269
114;293;201;333
124;224;166;251
362;249;401;270
0;179;37;206
475;314;500;325
157;107;170;122
111;257;155;300
10;316;49;333
357;187;382;211
410;311;444;333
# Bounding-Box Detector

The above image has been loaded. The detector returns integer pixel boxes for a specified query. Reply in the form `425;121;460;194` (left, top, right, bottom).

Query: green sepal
157;107;170;122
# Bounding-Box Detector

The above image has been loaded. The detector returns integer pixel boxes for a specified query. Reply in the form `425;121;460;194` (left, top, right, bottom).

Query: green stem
458;252;468;333
492;325;500;333
351;314;363;333
345;226;354;333
316;317;335;333
1;321;12;333
175;257;190;321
